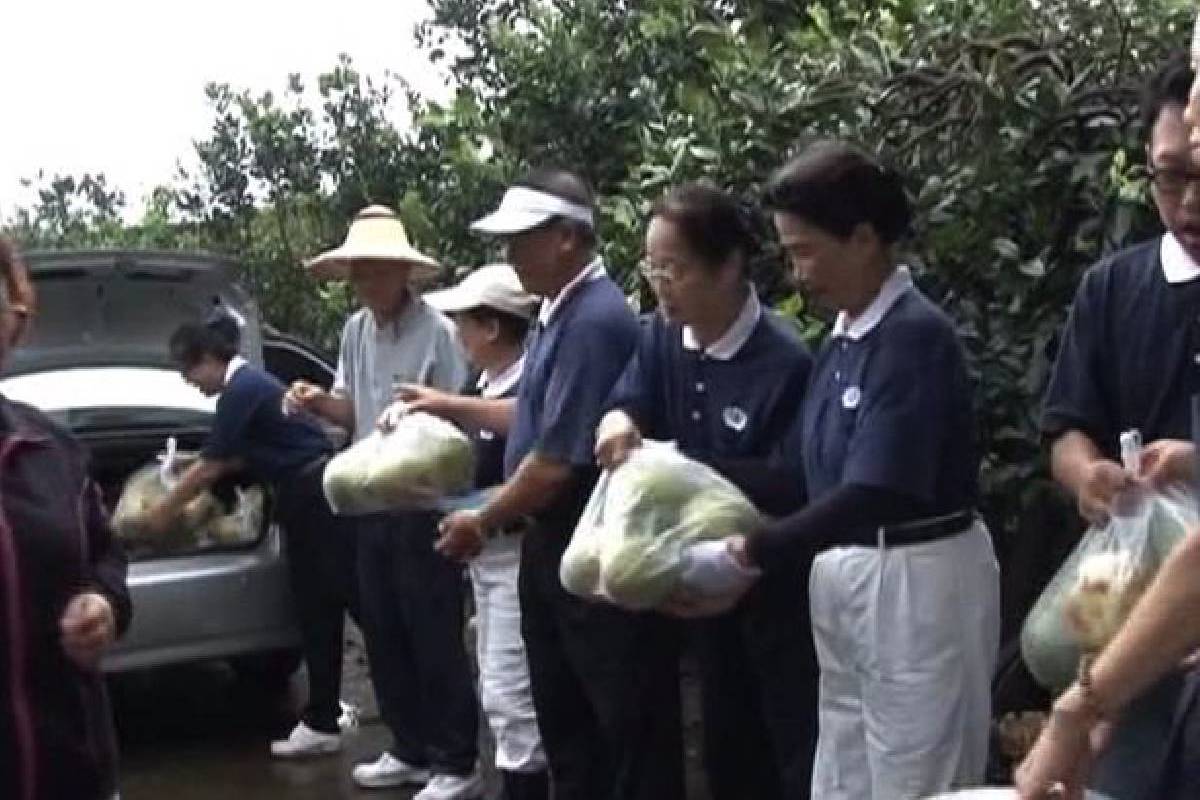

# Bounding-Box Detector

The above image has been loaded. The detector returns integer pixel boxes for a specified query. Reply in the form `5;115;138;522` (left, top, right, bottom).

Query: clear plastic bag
322;410;474;515
1021;478;1196;693
560;441;762;611
111;439;218;544
207;486;266;545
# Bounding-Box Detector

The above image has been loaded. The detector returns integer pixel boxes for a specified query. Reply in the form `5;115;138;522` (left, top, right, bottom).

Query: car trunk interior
79;425;272;561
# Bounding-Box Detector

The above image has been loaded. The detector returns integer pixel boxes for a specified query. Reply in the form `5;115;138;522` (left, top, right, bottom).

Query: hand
1076;459;1135;525
283;380;326;416
376;401;410;433
141;501;177;537
664;537;759;618
394;383;455;419
435;510;485;562
60;591;116;670
1014;689;1111;799
594;410;641;469
1140;439;1196;488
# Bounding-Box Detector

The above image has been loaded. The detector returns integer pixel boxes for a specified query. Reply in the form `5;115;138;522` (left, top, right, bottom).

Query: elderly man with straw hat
287;205;481;799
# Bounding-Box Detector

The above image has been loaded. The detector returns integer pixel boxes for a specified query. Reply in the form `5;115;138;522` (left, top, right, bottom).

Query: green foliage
2;0;1195;556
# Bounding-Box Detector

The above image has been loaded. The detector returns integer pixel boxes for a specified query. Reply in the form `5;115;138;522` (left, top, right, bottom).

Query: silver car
0;250;338;685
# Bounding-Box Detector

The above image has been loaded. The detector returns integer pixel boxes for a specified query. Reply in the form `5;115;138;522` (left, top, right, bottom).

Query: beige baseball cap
424;263;539;320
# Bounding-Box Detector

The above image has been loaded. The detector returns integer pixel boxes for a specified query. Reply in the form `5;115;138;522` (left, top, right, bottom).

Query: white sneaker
337;700;360;731
413;771;484;800
270;722;341;758
352;752;431;789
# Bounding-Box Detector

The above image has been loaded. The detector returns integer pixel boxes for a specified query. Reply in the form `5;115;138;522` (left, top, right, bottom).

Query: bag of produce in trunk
111;438;219;542
322;411;474;515
1021;431;1197;692
561;441;762;611
208;486;266;545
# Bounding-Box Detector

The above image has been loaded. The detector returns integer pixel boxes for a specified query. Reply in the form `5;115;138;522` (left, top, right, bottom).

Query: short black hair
764;140;911;244
651;182;756;272
169;312;241;367
514;166;598;247
1141;49;1194;133
459;305;531;346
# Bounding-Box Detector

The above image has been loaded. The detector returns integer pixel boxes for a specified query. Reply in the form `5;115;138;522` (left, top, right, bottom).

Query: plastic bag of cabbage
1020;483;1196;692
323;411;475;515
560;441;762;611
112;445;266;554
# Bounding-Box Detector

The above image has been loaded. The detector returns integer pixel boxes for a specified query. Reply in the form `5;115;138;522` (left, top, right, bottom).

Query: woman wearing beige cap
398;264;549;800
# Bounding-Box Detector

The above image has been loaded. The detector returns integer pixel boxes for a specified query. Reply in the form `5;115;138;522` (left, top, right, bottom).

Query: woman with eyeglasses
596;182;819;800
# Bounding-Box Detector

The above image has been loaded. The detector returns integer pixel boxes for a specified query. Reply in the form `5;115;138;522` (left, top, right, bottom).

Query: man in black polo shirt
437;169;685;800
1041;51;1200;800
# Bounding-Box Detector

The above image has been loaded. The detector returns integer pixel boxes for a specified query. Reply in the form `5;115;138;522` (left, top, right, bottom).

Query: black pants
357;511;479;775
694;564;819;800
519;525;685;800
501;769;550;800
1153;667;1200;800
275;459;360;733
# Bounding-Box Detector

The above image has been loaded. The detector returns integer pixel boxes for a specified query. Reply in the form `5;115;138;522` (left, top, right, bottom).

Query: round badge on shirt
722;406;749;432
842;386;861;411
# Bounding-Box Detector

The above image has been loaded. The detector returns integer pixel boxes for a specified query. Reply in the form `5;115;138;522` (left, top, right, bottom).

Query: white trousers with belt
469;534;547;773
808;520;1001;800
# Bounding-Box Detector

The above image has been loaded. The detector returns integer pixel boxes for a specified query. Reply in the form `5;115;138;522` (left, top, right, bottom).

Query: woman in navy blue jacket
596;183;818;799
686;142;1000;800
143;315;359;761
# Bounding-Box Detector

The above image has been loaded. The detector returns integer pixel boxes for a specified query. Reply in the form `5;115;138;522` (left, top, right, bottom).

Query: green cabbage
1021;486;1197;692
323;412;474;515
561;442;762;610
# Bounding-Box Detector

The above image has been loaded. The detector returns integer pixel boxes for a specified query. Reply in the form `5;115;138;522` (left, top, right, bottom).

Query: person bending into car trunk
142;313;360;759
0;236;133;800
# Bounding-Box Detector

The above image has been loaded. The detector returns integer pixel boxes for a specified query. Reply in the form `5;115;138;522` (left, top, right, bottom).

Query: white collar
477;355;524;399
682;290;761;360
831;266;914;340
1160;233;1200;284
538;257;606;326
224;354;248;384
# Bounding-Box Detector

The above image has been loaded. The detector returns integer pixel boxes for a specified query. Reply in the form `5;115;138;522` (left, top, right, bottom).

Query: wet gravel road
114;629;709;799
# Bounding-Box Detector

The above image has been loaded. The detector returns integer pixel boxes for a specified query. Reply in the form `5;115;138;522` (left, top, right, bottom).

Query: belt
845;509;976;548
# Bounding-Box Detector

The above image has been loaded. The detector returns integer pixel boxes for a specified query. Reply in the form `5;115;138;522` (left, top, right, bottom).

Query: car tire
230;648;302;690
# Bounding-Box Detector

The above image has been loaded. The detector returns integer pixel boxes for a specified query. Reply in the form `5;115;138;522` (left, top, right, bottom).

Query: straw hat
306;205;439;280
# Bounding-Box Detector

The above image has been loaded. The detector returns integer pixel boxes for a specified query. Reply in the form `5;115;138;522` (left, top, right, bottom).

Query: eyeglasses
638;261;673;286
1148;166;1200;195
638;260;691;287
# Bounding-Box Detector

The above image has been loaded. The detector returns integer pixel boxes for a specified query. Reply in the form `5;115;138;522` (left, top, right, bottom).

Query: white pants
809;521;1000;800
470;534;547;773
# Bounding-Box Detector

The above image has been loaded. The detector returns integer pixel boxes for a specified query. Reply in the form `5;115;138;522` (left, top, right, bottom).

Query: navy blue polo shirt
504;267;639;522
1042;237;1200;458
202;363;332;483
607;299;811;478
469;362;522;490
802;276;978;513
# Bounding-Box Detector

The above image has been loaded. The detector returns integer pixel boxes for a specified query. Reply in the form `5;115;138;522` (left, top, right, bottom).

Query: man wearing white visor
436;170;686;800
397;264;550;800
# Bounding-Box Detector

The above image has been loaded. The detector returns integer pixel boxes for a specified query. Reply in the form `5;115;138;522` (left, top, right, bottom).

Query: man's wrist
478;503;507;532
